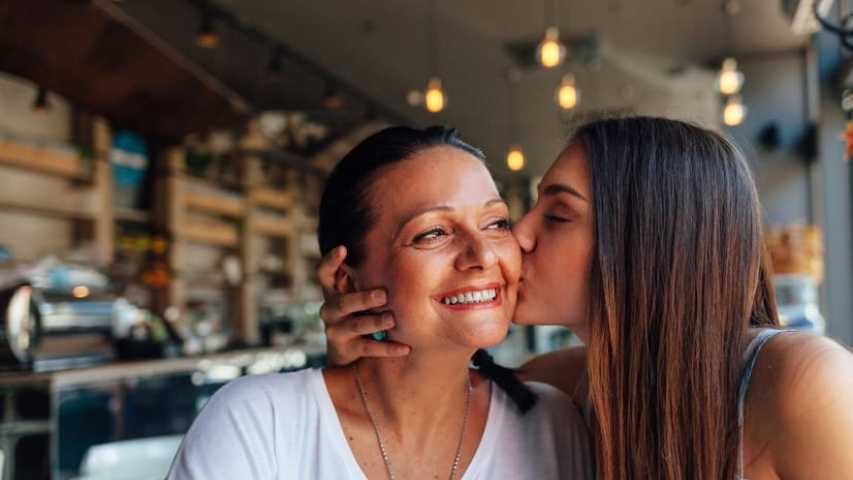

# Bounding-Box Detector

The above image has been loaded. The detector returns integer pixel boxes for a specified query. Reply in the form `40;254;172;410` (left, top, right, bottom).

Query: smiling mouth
435;284;502;310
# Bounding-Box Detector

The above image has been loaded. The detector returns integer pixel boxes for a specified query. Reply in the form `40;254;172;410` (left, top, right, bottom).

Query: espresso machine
0;262;116;371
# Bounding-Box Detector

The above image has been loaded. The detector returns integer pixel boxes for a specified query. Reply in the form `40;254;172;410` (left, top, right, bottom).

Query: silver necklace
353;365;472;480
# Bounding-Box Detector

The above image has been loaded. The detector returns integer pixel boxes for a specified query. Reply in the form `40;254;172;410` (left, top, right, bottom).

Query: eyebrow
393;198;507;239
540;183;588;202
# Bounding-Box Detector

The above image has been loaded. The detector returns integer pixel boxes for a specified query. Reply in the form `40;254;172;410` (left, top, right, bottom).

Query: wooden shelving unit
0;117;114;265
155;149;320;345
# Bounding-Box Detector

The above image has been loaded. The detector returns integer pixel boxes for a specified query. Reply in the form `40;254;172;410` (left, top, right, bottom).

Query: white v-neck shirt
167;368;594;479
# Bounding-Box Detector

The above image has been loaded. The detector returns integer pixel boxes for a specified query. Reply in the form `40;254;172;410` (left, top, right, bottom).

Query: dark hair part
471;349;538;413
318;125;536;412
575;117;779;480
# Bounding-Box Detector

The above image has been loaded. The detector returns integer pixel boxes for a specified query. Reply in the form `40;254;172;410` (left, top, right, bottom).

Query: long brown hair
576;117;779;480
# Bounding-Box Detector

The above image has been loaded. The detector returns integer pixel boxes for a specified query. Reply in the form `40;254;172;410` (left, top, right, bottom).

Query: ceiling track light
322;84;345;110
268;46;284;75
32;86;49;112
196;10;220;48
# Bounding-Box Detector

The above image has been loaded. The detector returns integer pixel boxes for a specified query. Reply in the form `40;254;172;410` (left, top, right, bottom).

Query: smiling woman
166;126;593;480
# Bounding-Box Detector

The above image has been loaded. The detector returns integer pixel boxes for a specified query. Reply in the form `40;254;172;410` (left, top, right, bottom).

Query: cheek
496;238;522;284
546;233;593;322
379;252;445;328
519;229;593;326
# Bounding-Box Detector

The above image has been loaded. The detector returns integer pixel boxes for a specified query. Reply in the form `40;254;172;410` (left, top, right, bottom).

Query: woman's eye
413;227;447;243
486;218;512;230
544;214;570;224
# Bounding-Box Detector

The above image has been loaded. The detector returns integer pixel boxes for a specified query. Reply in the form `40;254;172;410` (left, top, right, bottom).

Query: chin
512;301;544;325
467;321;510;348
513;302;567;327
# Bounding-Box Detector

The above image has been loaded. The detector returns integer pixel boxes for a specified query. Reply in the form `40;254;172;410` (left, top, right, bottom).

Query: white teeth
441;289;498;305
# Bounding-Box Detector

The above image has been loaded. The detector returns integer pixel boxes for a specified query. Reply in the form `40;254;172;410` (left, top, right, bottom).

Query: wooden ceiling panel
0;0;251;140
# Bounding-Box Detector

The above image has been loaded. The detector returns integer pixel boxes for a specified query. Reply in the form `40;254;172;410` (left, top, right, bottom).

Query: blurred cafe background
0;0;850;478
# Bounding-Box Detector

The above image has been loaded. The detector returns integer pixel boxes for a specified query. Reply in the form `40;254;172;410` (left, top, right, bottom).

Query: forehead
367;146;499;216
541;143;590;195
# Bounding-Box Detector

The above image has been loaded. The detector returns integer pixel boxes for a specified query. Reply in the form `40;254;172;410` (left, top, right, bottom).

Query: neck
572;324;590;345
354;349;474;435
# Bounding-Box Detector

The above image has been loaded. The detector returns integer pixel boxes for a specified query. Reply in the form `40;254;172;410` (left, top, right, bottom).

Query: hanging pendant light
506;144;525;171
717;57;744;95
537;26;567;69
196;11;220;48
425;77;446;113
556;73;579;110
506;71;525;172
418;0;447;113
723;95;746;126
536;0;566;68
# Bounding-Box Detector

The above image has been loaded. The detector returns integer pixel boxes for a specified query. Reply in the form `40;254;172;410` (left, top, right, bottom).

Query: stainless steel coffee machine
0;262;115;371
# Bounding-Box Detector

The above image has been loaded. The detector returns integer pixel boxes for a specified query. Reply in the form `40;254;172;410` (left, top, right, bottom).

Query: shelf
249;187;294;212
179;218;239;248
113;207;150;224
252;211;292;238
0;139;88;180
184;186;245;218
0;200;96;221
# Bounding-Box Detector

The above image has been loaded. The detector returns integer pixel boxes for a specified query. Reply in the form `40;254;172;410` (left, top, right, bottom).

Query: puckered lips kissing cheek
433;283;504;311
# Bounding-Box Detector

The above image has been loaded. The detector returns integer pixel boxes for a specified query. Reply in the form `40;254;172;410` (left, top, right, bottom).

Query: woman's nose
455;233;498;271
512;213;536;253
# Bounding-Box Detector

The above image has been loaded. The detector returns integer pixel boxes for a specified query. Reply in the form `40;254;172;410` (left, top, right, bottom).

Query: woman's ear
334;264;359;294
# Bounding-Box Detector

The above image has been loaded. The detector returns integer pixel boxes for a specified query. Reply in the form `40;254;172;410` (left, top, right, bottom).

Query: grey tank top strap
737;328;790;479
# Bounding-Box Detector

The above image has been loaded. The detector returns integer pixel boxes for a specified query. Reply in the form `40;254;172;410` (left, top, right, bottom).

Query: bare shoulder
751;331;852;401
747;332;853;479
519;346;588;406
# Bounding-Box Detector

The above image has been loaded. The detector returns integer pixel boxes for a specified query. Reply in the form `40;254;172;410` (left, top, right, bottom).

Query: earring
371;331;387;342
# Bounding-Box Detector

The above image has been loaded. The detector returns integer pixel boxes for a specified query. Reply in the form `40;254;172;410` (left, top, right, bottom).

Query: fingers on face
357;339;410;358
319;289;388;324
318;246;347;292
326;312;393;341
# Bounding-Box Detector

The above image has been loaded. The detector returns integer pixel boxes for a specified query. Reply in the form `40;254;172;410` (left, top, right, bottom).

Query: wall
725;41;852;345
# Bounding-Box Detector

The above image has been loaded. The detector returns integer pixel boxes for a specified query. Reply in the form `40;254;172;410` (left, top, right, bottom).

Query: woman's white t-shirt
167;369;594;479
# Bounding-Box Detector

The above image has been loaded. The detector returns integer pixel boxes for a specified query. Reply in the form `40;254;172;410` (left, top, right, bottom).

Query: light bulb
506;145;525;171
718;57;744;95
537;27;567;69
72;286;90;299
723;95;746;126
556;74;579;110
425;77;446;113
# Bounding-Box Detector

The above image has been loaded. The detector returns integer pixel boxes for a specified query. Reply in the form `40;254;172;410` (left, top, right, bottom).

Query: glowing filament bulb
425;77;446;113
718;57;744;95
723;95;746;126
556;74;579;110
537;27;567;68
506;145;525;171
